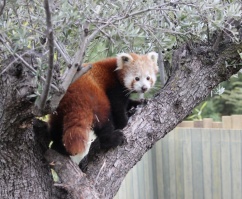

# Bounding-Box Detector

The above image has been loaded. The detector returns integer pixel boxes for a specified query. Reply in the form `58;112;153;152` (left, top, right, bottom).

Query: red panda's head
116;52;158;93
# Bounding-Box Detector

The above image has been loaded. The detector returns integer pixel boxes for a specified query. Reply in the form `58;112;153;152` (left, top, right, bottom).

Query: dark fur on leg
51;141;69;156
107;83;130;129
95;118;125;150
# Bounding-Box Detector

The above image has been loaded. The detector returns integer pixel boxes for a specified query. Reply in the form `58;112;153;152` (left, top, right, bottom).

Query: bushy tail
62;126;90;155
49;108;93;156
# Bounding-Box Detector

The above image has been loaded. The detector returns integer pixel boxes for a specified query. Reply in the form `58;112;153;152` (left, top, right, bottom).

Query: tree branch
158;51;166;85
49;21;92;111
35;0;55;113
0;0;6;16
0;36;59;91
71;64;92;83
54;39;71;65
87;2;172;42
45;149;100;199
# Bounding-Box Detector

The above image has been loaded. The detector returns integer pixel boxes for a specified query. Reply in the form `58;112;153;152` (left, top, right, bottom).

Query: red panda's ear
116;53;133;70
147;52;158;64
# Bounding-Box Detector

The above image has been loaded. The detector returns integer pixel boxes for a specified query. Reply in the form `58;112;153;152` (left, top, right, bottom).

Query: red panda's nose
141;86;148;93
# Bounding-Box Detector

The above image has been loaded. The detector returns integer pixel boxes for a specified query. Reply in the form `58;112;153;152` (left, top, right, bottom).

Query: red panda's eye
135;77;140;81
147;76;150;80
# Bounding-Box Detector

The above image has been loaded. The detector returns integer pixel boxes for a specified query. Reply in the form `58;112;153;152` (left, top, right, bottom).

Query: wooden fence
114;115;242;199
178;115;242;129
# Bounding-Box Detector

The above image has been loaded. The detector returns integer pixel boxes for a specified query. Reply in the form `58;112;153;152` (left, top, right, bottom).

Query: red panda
49;52;158;161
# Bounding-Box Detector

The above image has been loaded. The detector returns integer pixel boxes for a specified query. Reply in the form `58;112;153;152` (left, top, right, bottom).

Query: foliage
213;73;242;115
0;0;242;111
1;0;241;62
188;71;242;121
188;101;208;120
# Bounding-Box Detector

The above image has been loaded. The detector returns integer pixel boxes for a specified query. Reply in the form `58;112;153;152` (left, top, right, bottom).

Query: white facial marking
124;74;134;90
121;52;158;93
133;72;153;93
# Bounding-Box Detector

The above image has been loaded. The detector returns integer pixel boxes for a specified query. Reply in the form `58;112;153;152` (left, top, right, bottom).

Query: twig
121;3;172;19
124;0;135;16
213;31;223;51
86;2;175;46
162;10;172;27
59;21;91;89
0;38;37;74
0;0;6;16
98;28;115;44
0;35;58;91
71;64;92;83
0;50;35;75
206;22;210;44
49;21;92;110
54;39;71;65
37;0;55;111
158;51;166;86
26;0;34;29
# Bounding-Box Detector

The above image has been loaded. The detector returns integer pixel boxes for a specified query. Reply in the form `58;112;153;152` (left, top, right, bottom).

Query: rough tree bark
0;34;242;198
0;54;68;199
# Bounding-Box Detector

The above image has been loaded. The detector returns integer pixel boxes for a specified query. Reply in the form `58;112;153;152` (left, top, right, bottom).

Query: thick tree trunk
1;39;242;198
0;55;67;199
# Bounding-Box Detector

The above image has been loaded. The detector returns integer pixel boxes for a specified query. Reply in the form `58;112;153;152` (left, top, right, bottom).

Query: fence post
231;115;242;129
179;121;194;128
194;120;203;128
222;116;232;129
203;118;213;128
212;122;222;128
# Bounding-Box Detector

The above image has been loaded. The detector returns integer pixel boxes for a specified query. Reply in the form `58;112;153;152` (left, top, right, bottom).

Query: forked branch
35;0;55;113
0;0;6;16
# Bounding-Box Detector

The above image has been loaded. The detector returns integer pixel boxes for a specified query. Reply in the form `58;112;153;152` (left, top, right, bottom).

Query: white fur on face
133;72;156;93
124;71;156;93
123;56;157;93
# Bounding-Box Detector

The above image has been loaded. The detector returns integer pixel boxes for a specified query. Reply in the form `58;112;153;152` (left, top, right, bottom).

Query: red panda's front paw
140;98;148;105
99;130;126;150
113;129;126;146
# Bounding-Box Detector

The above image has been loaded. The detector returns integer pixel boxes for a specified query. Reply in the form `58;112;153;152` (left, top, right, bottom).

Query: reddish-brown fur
49;58;120;155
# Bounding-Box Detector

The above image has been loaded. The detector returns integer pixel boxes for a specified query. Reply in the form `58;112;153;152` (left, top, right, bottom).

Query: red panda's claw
113;129;126;146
